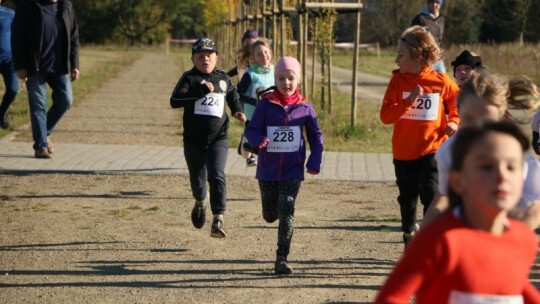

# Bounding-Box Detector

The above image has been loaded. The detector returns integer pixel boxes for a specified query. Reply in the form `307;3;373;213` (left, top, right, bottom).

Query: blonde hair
399;25;441;67
238;38;272;66
459;71;540;118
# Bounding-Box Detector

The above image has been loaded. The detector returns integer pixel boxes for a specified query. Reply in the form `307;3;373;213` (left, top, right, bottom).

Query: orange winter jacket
380;67;459;160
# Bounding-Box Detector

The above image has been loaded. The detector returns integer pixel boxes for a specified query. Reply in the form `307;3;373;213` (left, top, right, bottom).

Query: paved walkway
0;53;395;182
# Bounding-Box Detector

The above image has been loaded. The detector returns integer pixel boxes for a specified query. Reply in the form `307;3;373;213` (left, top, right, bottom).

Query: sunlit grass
0;46;142;139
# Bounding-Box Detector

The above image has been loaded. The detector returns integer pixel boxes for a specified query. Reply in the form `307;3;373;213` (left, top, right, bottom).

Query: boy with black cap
451;50;484;86
170;37;246;238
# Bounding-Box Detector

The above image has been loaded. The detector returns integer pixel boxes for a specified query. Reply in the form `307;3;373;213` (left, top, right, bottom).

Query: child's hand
445;121;458;136
408;85;423;105
201;80;214;92
258;138;269;149
234;112;247;123
307;169;319;175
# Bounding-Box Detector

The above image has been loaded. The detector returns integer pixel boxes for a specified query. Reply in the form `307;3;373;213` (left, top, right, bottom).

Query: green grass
332;48;397;77
0;46;142;139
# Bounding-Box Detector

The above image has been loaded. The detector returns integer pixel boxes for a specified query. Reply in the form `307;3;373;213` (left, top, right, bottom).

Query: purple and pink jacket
245;91;323;181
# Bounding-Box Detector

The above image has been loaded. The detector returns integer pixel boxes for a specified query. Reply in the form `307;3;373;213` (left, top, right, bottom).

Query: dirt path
0;52;538;304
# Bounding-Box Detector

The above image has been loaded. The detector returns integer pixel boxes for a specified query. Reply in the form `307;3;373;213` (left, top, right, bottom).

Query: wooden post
351;0;361;126
297;1;304;95
302;4;308;96
280;2;286;57
310;20;317;102
272;0;277;57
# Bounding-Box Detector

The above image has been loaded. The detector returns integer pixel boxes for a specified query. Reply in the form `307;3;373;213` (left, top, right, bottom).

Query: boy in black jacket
170;38;246;238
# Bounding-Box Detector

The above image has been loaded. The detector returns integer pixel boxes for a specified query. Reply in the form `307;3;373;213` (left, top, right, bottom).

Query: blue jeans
26;72;73;150
433;60;446;73
0;60;19;116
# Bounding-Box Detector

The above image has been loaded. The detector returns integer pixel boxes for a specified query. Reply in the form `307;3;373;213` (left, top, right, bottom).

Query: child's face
450;132;524;214
275;70;298;96
191;51;218;74
395;42;422;74
454;64;475;86
251;44;272;67
459;95;503;127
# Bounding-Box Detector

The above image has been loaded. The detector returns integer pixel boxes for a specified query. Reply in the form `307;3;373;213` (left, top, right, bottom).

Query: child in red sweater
374;121;540;304
380;25;460;244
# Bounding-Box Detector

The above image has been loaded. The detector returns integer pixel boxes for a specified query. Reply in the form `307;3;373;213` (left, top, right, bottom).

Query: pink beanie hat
274;56;301;81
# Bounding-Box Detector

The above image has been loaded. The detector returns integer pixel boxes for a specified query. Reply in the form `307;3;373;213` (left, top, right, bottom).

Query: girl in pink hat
245;56;323;275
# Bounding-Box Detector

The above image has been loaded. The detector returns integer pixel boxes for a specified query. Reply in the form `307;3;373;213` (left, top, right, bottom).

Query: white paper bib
267;126;301;152
449;290;523;304
194;92;225;118
401;92;440;121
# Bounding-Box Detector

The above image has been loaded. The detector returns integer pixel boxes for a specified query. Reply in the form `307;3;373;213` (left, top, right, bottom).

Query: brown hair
399;25;441;67
448;120;530;208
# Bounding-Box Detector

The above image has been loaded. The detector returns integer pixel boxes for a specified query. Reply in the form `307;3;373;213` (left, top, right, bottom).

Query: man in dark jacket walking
11;0;80;158
411;0;445;73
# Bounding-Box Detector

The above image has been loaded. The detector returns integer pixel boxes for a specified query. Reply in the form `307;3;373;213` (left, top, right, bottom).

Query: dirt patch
0;173;403;304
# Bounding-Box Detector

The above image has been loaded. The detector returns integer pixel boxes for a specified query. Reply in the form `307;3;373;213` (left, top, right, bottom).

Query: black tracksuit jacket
170;67;243;147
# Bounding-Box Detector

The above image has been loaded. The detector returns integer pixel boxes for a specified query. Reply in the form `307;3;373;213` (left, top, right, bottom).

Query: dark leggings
258;179;301;259
184;138;228;215
393;154;438;233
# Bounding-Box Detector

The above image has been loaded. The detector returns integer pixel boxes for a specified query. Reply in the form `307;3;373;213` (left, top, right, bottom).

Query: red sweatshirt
374;211;540;304
380;67;460;160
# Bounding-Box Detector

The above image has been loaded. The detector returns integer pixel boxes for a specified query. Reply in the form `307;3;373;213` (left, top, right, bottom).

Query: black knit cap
451;50;483;71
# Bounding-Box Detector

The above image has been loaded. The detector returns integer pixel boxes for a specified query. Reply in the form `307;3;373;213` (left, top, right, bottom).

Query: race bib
267;126;301;152
194;92;225;118
449;290;523;304
401;92;440;121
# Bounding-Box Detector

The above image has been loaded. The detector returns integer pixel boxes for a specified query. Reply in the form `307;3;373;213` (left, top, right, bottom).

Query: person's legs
0;61;19;128
205;138;229;238
205;138;228;215
46;73;73;135
274;179;301;274
258;180;279;223
276;179;301;258
393;159;421;234
184;142;208;229
26;72;49;151
418;153;438;216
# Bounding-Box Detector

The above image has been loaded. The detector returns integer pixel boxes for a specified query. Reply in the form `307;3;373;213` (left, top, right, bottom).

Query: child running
423;72;540;229
374;120;540;303
170;38;246;238
380;25;460;244
237;38;275;166
451;50;484;86
244;56;323;275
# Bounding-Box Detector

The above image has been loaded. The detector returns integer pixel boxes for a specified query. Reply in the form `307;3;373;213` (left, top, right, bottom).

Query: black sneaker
0;113;9;129
246;155;257;167
210;218;226;238
190;202;206;229
274;256;293;275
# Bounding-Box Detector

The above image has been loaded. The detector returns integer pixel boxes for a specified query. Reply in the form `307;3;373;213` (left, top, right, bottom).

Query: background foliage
5;0;538;47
